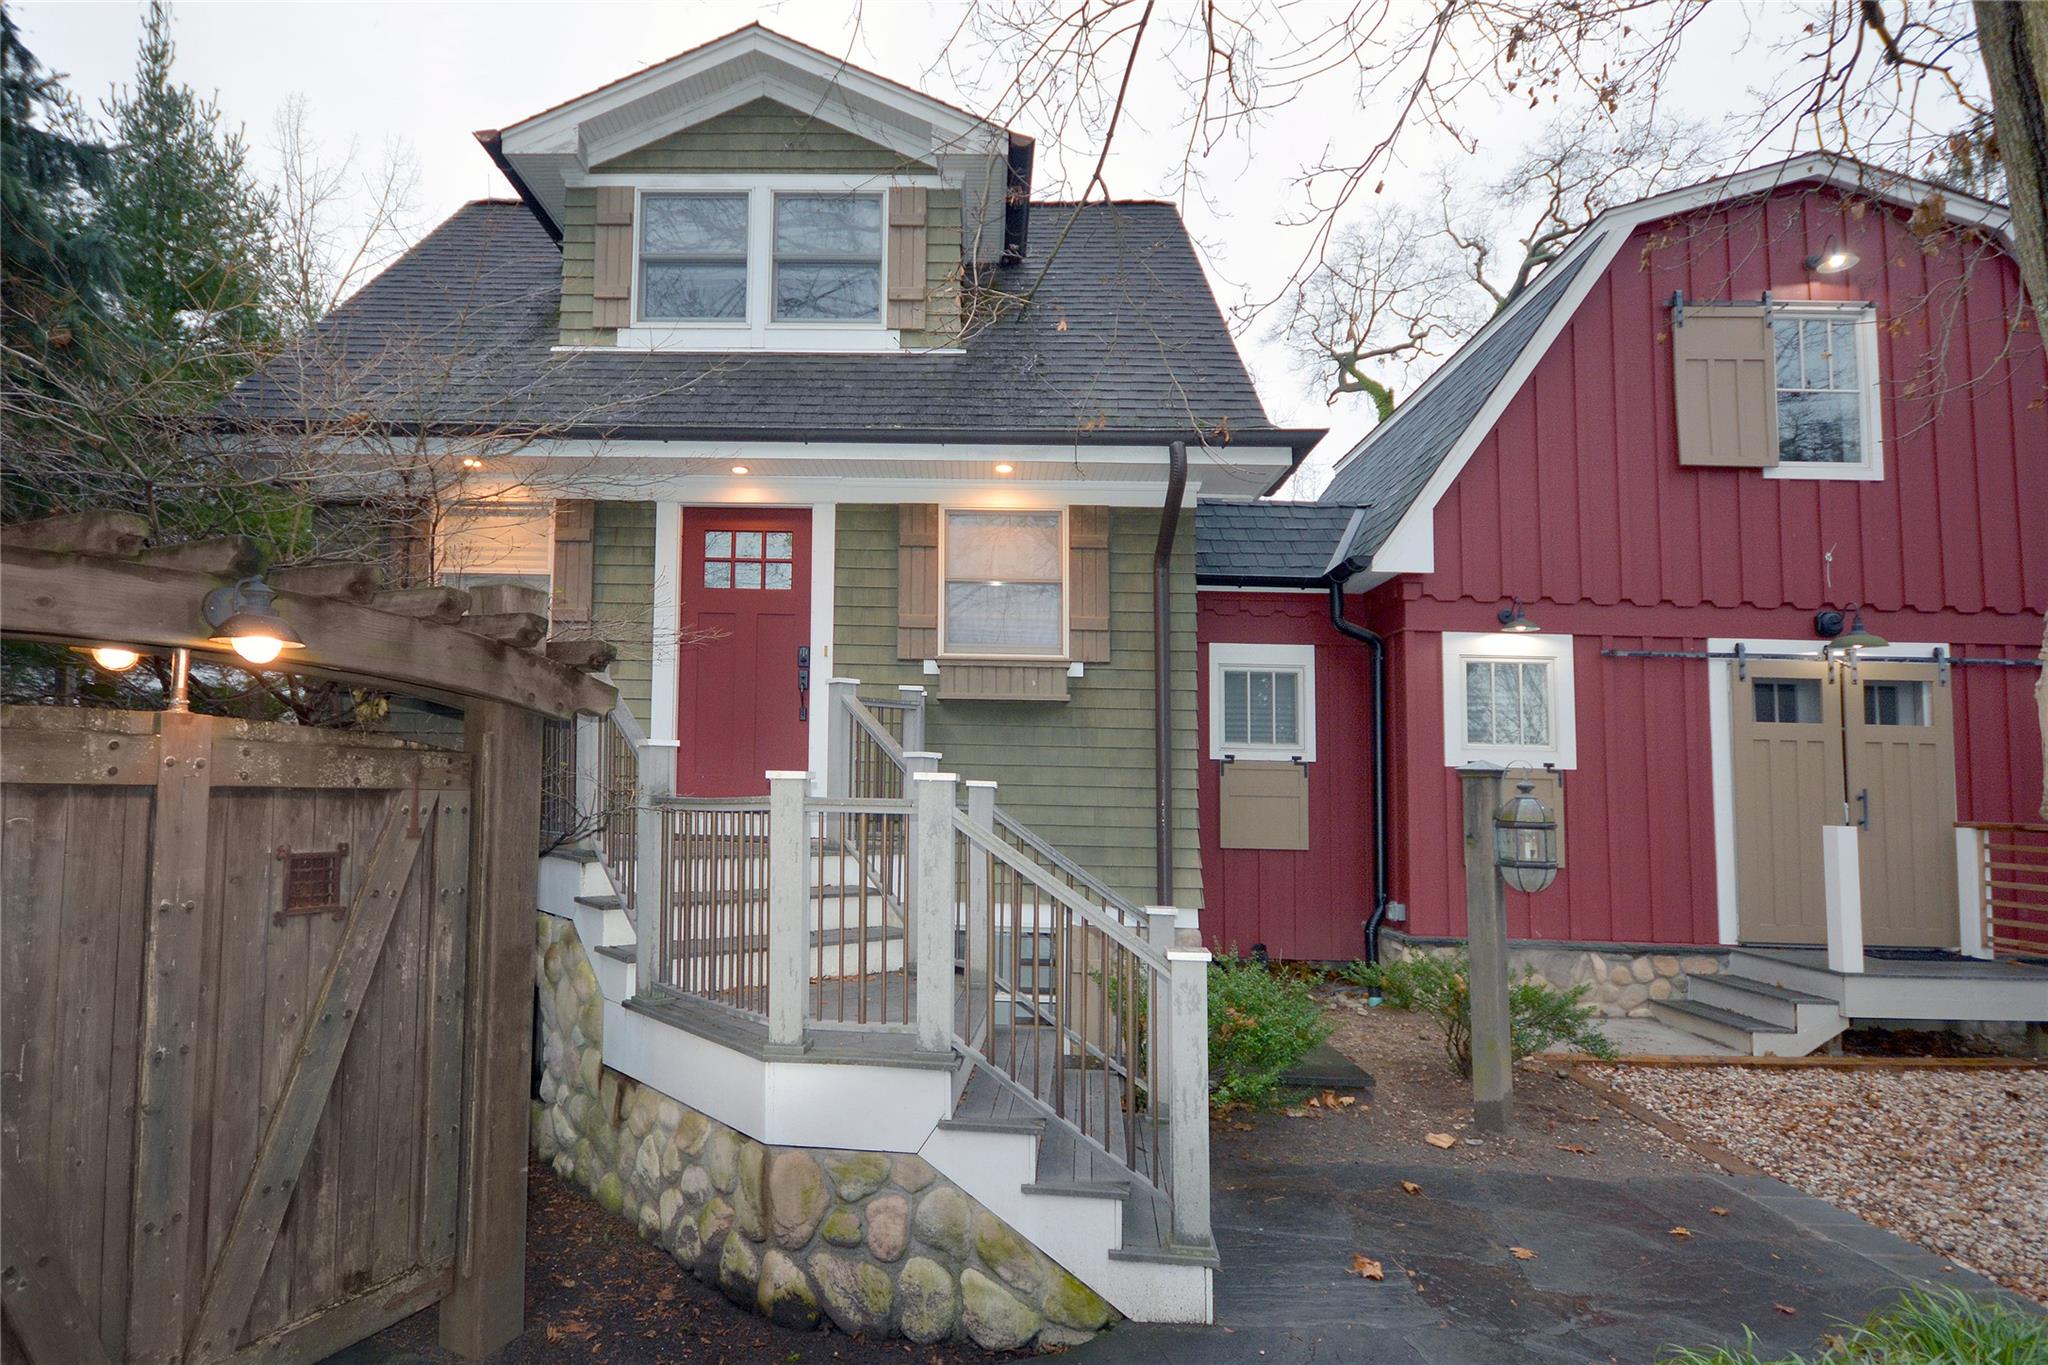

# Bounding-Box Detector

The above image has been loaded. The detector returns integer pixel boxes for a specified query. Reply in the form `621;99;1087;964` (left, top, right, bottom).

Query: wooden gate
2;706;473;1364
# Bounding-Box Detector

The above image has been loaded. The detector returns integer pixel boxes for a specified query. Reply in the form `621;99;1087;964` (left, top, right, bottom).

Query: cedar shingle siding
592;502;656;727
835;505;1204;907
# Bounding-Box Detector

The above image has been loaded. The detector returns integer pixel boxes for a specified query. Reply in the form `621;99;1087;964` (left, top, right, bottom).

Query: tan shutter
1673;304;1778;467
550;499;595;632
886;188;928;332
898;503;939;659
1219;761;1310;850
592;188;635;331
1070;505;1111;663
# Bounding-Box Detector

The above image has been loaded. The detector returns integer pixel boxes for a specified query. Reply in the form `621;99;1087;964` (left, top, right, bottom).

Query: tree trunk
1973;0;2048;818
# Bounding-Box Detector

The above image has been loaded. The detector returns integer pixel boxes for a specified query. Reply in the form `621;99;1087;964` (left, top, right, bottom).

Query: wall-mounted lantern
1815;604;1887;657
1496;599;1540;633
202;576;304;665
1804;236;1859;275
1492;777;1558;894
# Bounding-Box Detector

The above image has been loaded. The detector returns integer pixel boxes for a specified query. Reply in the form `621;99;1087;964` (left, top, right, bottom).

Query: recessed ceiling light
994;462;1015;475
460;456;483;470
731;464;750;475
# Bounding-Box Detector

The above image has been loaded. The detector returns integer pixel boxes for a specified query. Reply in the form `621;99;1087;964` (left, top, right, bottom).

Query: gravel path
1587;1065;2048;1305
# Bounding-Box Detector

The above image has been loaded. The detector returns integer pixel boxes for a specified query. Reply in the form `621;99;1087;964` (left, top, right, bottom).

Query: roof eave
476;130;562;244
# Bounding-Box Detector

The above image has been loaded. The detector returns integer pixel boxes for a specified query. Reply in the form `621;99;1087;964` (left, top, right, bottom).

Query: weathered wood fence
0;514;616;1365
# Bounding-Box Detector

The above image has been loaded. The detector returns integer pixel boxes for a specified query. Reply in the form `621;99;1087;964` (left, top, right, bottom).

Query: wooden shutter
886;188;928;332
592;187;635;331
898;504;938;659
550;499;595;632
1070;505;1111;663
1219;761;1310;850
1673;304;1778;467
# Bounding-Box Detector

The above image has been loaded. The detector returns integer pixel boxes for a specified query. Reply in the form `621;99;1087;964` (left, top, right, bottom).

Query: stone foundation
1382;932;1727;1018
532;913;1116;1350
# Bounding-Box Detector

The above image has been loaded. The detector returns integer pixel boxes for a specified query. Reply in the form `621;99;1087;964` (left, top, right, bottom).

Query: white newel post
1957;826;1992;959
767;771;812;1053
1166;946;1213;1248
912;770;958;1055
632;746;671;999
574;713;600;825
1821;825;1864;975
1144;908;1176;1121
898;684;928;754
826;678;859;798
965;782;996;1045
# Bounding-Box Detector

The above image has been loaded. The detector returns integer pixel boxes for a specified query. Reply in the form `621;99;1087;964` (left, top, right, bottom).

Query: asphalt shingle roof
224;200;1312;450
1194;500;1355;584
1317;238;1601;565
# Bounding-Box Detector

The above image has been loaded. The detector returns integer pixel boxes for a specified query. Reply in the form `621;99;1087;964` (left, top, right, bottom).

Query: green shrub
1207;953;1331;1110
1657;1288;2048;1363
1340;952;1616;1076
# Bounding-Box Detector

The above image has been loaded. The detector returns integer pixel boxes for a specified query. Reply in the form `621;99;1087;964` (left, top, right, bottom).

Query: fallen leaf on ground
1351;1255;1385;1281
1424;1132;1457;1149
1709;1207;1730;1217
1322;1090;1357;1108
1669;1227;1693;1238
1509;1247;1537;1260
1555;1143;1592;1155
1400;1180;1423;1196
1775;1303;1798;1315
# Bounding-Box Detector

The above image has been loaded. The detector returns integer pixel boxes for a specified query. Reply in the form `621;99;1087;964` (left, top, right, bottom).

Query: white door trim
651;501;684;746
807;503;837;791
1707;636;1951;946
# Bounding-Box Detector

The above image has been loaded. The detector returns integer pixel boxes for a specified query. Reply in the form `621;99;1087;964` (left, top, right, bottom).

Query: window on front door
1752;677;1823;723
940;509;1065;657
702;529;795;590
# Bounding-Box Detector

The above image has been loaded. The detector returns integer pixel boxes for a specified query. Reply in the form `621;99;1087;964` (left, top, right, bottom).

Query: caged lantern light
1492;777;1558;894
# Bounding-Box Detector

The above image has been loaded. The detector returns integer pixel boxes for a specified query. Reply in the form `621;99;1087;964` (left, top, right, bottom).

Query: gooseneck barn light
1492;778;1558;894
1496;599;1540;633
1816;604;1888;657
1804;235;1860;275
202;575;304;665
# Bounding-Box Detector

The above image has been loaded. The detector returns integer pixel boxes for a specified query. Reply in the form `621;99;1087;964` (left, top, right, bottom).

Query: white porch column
1165;945;1214;1248
1956;826;1993;959
1821;825;1864;975
911;771;959;1055
766;771;812;1054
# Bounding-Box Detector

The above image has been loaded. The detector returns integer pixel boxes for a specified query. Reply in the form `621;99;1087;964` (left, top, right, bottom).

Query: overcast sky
14;1;1904;488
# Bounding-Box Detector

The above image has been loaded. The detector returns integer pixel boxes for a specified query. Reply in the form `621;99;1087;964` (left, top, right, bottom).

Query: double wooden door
1;707;471;1363
1731;659;1957;947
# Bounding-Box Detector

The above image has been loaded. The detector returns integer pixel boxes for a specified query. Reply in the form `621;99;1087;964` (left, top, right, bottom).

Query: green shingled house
226;24;1319;1342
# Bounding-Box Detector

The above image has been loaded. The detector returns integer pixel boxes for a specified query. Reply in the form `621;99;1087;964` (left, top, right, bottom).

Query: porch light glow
1493;778;1558;894
1804;236;1859;275
731;464;750;475
994;462;1015;475
1496;599;1539;633
75;644;142;671
202;575;305;667
1817;604;1887;656
460;456;484;470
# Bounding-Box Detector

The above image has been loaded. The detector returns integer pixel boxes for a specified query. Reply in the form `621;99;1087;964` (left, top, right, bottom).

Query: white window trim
622;183;895;351
1764;302;1885;482
1442;631;1577;770
936;506;1070;662
1208;643;1317;763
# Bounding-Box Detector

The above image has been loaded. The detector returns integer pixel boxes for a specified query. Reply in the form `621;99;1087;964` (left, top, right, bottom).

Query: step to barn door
918;1064;1215;1324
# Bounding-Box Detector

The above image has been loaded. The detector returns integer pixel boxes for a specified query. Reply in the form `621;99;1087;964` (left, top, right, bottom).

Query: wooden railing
650;800;773;1018
806;797;914;1030
539;716;578;850
595;702;643;907
1959;822;2048;958
991;803;1145;931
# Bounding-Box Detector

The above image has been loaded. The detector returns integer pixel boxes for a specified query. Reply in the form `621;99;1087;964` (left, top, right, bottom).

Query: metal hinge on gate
275;842;349;924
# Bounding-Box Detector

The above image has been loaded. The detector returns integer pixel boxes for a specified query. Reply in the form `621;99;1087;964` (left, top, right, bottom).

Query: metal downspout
1154;440;1189;904
1328;579;1391;964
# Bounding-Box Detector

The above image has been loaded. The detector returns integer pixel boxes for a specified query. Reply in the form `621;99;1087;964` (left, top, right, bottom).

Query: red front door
676;508;812;795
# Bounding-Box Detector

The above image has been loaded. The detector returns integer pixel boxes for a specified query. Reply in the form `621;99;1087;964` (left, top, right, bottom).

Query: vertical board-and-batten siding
558;98;962;348
1367;183;2046;947
836;505;1204;907
592;502;656;728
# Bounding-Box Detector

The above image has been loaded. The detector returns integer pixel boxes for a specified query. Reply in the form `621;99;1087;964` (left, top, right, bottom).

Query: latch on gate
275;842;349;924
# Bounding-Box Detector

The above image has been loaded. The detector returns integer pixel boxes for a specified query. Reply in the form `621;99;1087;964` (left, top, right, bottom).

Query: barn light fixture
1492;777;1558;894
71;644;142;672
203;575;304;666
1804;236;1859;275
1496;599;1539;633
1816;604;1887;656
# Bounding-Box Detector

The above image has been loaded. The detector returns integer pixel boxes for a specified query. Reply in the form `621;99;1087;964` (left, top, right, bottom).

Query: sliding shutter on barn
896;504;1112;663
1672;304;1778;467
591;187;635;331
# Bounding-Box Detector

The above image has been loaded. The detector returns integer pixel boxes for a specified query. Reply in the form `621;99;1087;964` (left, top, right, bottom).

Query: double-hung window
1768;304;1882;478
638;194;749;322
773;194;883;321
1442;632;1577;768
940;509;1065;657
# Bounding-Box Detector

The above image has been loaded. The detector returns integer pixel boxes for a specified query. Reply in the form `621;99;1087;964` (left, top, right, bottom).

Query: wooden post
1956;827;1992;959
1165;946;1213;1247
1144;908;1176;1120
440;701;542;1359
826;678;859;797
766;771;811;1055
1821;825;1865;975
912;770;957;1054
897;684;928;754
1461;767;1512;1133
633;744;672;995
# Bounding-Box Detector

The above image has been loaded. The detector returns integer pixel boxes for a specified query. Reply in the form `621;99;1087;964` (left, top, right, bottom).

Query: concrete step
1687;973;1833;1031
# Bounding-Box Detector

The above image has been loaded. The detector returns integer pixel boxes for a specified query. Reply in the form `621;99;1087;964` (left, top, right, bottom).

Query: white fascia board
566;170;948;190
476;474;1203;510
578;72;965;171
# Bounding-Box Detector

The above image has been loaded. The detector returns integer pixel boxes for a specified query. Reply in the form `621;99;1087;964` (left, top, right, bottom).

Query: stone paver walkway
1072;1158;2018;1363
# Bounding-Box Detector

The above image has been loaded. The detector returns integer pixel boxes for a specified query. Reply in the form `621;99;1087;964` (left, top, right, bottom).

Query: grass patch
1658;1288;2048;1364
1208;952;1330;1110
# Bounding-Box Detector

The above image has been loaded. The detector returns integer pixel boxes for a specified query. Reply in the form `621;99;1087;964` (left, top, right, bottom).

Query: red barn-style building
1194;155;2047;1051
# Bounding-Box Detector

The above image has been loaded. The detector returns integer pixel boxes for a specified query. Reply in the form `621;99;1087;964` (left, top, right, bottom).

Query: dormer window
640;194;749;321
773;195;883;321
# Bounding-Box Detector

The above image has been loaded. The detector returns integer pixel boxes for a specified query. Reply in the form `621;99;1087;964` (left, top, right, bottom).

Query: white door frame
1707;636;1951;945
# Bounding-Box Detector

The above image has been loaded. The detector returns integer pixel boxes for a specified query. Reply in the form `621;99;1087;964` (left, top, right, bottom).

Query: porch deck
1740;946;2048;980
1728;946;2048;1025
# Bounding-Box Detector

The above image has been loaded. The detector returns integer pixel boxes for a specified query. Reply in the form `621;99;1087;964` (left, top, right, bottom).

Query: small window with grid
702;530;795;590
